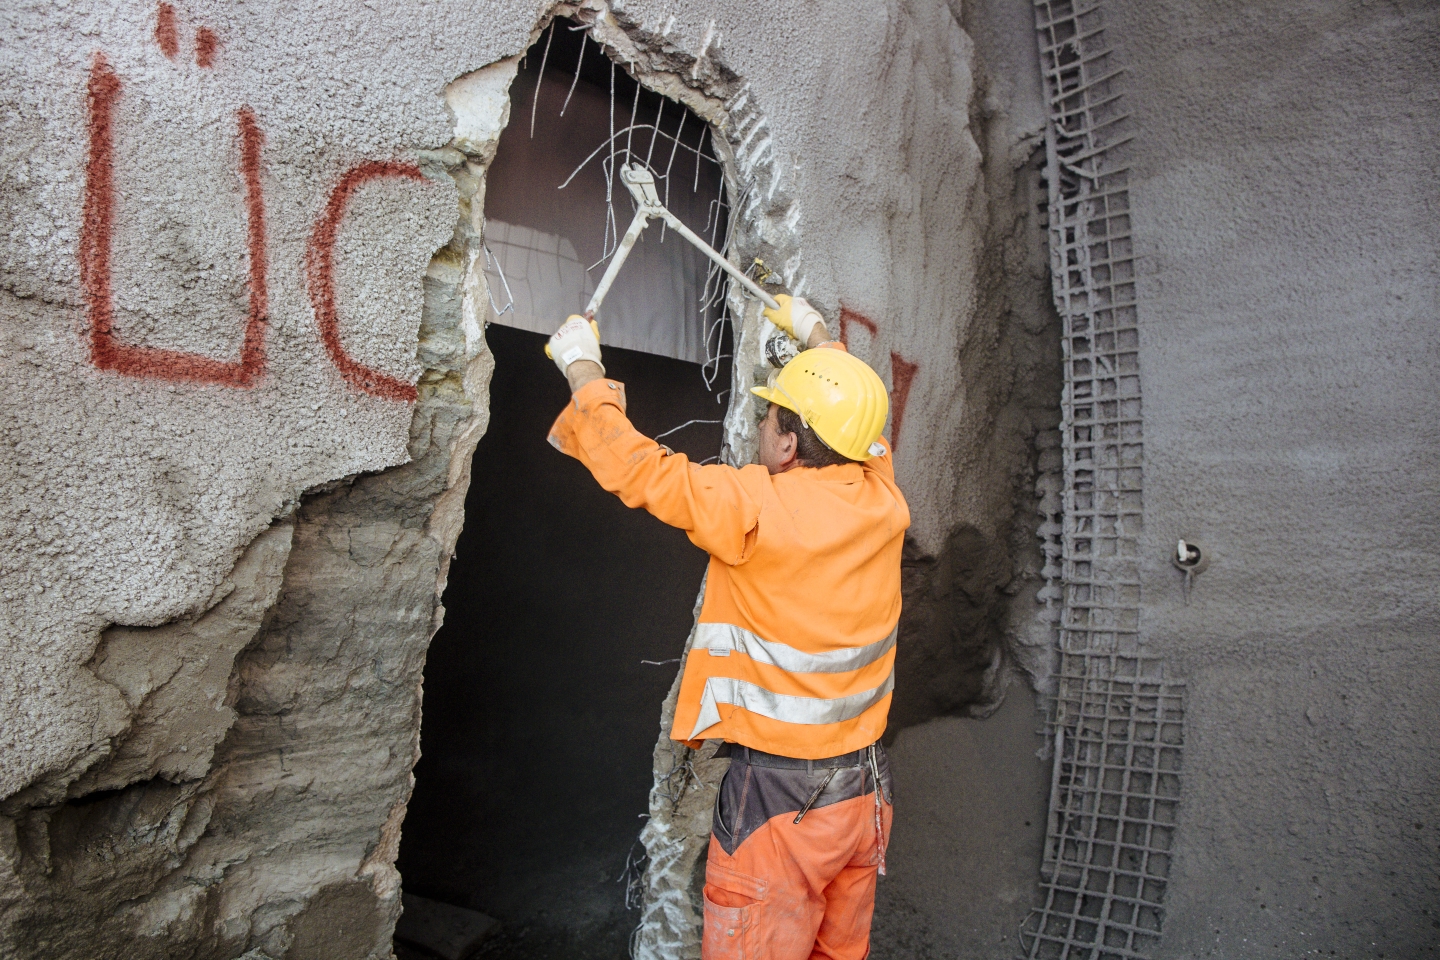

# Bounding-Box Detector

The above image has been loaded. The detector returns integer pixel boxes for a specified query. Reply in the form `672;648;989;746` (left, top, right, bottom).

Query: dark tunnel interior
396;18;739;959
396;325;730;958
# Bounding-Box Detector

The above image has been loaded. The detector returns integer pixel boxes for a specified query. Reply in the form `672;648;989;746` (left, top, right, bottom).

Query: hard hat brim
749;385;799;414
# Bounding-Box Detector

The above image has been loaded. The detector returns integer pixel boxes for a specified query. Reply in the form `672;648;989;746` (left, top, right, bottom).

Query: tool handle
585;207;652;318
658;209;781;311
585;163;781;318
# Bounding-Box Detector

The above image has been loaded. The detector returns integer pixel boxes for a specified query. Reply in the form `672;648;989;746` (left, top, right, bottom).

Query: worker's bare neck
769;460;824;474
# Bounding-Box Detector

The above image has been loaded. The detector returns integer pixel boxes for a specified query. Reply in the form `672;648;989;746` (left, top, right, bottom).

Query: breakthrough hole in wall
480;17;731;367
398;21;732;960
397;329;728;958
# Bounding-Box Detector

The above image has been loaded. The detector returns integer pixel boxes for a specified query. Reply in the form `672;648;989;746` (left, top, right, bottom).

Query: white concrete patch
445;57;520;159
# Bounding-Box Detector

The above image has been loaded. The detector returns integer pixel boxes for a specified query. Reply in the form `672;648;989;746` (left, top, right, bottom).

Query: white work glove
545;315;604;375
763;294;826;345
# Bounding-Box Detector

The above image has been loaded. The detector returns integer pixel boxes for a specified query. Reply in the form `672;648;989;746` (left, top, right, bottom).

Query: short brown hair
775;405;857;468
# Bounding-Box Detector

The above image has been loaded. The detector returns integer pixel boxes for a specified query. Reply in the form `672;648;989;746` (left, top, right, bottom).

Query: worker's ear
776;425;800;470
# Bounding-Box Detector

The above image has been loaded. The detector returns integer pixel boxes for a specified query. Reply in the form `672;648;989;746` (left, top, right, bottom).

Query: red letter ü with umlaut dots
80;52;270;387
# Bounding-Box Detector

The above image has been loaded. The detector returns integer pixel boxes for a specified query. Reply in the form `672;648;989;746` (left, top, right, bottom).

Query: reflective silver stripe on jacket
693;622;897;674
688;671;896;740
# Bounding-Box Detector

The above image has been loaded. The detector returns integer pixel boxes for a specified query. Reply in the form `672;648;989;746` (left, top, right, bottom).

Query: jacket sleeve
548;378;765;565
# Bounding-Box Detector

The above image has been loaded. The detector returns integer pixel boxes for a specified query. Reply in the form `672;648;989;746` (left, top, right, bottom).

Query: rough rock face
2;1;1065;956
1;288;489;960
0;135;497;955
0;15;509;949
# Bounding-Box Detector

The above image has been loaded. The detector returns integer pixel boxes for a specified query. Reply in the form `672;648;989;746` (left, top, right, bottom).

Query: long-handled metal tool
583;164;780;319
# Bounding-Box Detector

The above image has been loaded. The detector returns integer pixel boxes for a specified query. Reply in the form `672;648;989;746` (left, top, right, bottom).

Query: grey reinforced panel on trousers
712;743;893;856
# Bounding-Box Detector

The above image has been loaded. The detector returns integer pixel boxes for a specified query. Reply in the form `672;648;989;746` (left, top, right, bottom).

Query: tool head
620;164;663;208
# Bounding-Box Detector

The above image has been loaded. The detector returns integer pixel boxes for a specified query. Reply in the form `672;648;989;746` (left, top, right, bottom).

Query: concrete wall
1;1;1058;956
11;0;1424;955
1105;0;1440;954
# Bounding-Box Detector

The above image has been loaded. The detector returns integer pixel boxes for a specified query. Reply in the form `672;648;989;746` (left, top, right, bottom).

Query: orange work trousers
702;745;893;960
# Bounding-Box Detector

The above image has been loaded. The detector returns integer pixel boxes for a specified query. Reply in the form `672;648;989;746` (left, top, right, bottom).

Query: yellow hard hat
750;348;889;461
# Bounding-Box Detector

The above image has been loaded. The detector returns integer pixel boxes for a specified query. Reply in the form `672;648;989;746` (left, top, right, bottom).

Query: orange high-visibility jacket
548;370;910;760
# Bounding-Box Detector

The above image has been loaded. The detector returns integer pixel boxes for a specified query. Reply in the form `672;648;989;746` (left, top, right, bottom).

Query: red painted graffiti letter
837;305;878;348
888;352;919;451
155;3;178;59
306;162;426;403
195;26;218;68
80;54;269;387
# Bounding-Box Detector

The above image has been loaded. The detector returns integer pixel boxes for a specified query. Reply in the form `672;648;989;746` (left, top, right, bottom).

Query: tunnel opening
397;19;732;960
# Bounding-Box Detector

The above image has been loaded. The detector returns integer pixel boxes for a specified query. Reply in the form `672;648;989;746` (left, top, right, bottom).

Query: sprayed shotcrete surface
1;0;1065;956
10;0;1435;957
1101;1;1440;955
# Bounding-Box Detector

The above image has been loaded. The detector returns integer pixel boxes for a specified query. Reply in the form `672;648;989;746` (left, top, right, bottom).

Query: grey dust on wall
395;19;733;960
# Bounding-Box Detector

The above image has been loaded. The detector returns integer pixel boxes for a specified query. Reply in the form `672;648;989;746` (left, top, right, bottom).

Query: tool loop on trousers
793;767;839;824
869;743;887;876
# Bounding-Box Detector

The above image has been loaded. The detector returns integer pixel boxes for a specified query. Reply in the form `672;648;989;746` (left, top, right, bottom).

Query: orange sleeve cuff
547;378;627;458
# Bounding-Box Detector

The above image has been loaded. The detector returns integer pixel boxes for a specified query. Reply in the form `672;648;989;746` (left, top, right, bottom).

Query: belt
716;742;877;770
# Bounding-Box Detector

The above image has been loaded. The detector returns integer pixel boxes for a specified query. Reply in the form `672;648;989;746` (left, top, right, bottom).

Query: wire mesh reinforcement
544;19;736;387
1023;2;1185;957
1024;660;1184;959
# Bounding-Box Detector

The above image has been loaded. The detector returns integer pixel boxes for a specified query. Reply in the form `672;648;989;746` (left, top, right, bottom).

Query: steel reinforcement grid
1021;3;1187;958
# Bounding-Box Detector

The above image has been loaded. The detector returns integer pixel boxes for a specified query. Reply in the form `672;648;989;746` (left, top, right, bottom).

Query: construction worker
546;295;908;960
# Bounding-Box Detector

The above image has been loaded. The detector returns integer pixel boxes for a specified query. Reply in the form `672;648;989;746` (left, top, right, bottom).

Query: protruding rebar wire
645;98;665;169
702;308;727;390
702;324;728;390
481;234;516;317
702;332;731;391
704;303;727;354
715;187;740;258
653;418;722;442
659;110;687;243
704;317;733;391
606;60;617;260
701;241;724;299
560;31;586;116
701;269;723;327
712;198;736;276
625;81;640;162
694;125;706;191
529;23;554;139
700;179;740;393
663;111;687;206
699;185;740;309
556;123;720;192
585;165;625;273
